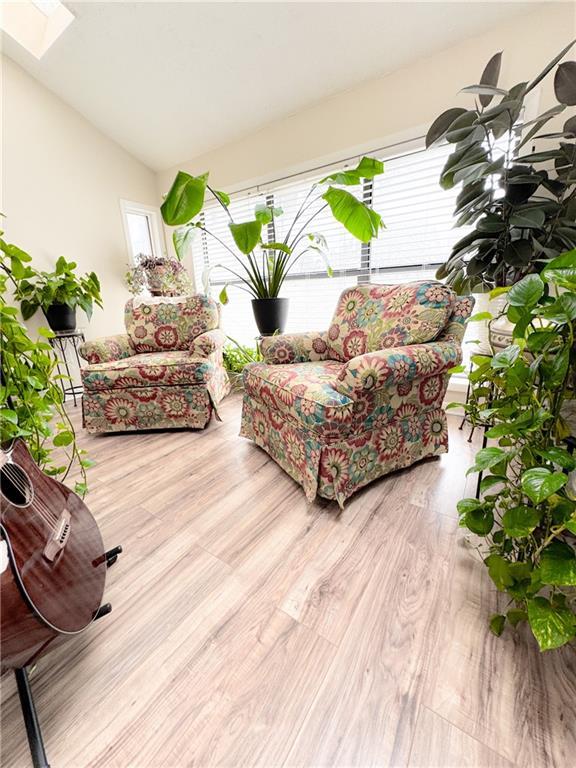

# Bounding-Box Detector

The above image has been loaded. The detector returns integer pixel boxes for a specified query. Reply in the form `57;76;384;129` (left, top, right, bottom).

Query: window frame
120;199;165;264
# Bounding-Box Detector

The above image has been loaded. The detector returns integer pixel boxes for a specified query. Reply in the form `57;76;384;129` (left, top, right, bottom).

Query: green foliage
15;255;103;321
458;251;576;651
222;338;262;388
0;233;91;495
430;42;576;293
125;255;193;296
161;156;385;301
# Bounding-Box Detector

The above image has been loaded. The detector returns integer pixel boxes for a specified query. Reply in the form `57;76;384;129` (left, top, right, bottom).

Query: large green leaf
527;596;576;651
536;446;576;471
355;156;384;178
525;39;576;94
489;614;506;636
554;61;576;105
509;208;546;229
254;204;283;225
464;507;494;536
321;156;384;186
565;115;576;136
173;225;196;261
503;240;533;267
485;554;514;591
229;221;262;255
161;171;207;225
521;467;567;504
542;249;576;290
478;51;503;107
540;541;576;586
322;187;383;243
502;505;541;538
508;274;544;307
425;107;467;148
467;446;507;474
460;84;508;98
491;344;520;369
212;188;231;207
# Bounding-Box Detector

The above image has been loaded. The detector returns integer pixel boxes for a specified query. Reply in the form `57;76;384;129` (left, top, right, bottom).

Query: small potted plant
16;256;103;332
125;254;193;296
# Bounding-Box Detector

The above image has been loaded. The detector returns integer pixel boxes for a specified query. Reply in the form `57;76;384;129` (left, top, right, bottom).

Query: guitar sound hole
0;463;33;506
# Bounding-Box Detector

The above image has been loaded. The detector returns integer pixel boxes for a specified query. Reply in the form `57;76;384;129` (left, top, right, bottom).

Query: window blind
195;141;471;345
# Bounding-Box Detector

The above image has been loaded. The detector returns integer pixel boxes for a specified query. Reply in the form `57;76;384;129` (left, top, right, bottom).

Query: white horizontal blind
194;141;471;345
370;143;470;272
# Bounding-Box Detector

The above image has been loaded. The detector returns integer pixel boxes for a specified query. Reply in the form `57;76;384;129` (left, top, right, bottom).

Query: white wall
1;56;160;340
157;3;575;196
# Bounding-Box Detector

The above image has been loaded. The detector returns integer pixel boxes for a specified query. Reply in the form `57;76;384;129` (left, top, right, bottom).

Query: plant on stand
1;234;92;494
430;43;576;650
160;157;385;335
456;256;576;651
15;256;103;332
427;40;576;350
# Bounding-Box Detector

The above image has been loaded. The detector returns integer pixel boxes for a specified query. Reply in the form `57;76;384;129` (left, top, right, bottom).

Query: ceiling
4;1;542;171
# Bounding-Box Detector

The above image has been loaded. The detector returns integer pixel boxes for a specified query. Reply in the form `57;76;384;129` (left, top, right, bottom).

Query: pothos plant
455;251;576;651
0;233;92;495
160;156;385;303
427;40;576;293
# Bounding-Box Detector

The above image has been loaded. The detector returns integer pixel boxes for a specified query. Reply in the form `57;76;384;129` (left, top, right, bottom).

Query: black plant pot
44;304;77;332
251;298;289;336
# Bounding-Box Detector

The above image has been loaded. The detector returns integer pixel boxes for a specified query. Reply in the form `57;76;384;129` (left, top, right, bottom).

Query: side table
49;329;85;406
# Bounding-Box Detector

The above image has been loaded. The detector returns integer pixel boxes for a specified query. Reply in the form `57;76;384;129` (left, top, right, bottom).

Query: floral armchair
79;295;230;433
240;281;474;506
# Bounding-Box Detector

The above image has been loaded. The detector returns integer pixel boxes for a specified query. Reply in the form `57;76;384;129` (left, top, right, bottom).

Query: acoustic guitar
0;439;107;671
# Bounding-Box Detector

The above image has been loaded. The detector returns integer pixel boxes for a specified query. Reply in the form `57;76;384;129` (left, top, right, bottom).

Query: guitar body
1;439;107;671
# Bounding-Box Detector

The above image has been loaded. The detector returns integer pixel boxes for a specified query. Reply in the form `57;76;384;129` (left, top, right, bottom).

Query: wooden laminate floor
1;394;574;768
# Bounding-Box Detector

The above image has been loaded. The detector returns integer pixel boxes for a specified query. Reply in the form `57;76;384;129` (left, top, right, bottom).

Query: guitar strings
2;464;60;527
1;467;59;525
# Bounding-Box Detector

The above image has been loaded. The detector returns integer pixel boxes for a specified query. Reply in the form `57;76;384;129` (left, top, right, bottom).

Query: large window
193;142;469;344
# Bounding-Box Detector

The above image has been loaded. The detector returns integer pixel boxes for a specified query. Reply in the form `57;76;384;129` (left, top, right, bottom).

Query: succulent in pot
15;256;103;332
125;255;193;297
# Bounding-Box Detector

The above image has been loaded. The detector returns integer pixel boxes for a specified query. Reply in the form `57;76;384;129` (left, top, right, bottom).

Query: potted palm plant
160;157;385;335
16;256;103;332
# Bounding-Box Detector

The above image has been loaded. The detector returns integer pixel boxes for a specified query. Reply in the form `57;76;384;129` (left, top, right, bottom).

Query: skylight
1;0;74;59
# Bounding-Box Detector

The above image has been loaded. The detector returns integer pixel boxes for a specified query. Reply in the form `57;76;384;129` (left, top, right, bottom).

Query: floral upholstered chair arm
260;332;330;364
79;334;135;364
190;329;227;358
336;341;462;397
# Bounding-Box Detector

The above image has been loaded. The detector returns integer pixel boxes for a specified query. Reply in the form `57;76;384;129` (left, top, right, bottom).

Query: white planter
489;294;514;352
470;292;492;355
469;293;512;354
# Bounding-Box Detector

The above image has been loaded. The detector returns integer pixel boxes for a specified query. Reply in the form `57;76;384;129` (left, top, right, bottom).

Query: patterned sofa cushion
125;294;220;353
243;360;354;438
81;351;215;391
326;281;456;362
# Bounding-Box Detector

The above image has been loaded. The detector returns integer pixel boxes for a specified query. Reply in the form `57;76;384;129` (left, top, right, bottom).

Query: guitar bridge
43;510;71;562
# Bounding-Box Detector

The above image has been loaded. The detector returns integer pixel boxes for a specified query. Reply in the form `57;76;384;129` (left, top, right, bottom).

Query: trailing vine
0;233;92;494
